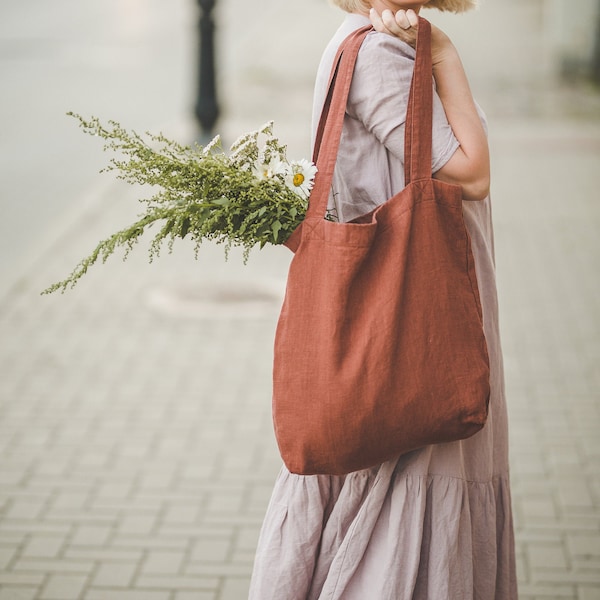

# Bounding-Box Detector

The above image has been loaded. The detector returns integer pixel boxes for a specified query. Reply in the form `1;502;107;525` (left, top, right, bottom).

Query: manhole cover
144;280;285;320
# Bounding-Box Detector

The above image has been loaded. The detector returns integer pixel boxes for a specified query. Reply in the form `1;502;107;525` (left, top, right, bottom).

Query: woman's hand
369;8;419;48
369;8;452;65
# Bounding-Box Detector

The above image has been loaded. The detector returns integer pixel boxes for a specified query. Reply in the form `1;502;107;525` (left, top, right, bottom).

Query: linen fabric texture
272;19;490;476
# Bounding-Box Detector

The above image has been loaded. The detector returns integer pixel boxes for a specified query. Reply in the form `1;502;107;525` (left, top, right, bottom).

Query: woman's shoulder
348;31;416;100
358;30;416;67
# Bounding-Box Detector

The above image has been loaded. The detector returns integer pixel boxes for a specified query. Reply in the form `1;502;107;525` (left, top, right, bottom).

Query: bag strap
311;28;367;167
308;17;433;220
404;18;433;186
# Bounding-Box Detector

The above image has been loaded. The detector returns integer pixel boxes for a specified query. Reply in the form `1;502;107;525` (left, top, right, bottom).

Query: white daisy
253;158;286;181
285;159;318;198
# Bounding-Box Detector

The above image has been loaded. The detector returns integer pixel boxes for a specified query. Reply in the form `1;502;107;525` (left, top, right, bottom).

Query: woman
249;1;517;598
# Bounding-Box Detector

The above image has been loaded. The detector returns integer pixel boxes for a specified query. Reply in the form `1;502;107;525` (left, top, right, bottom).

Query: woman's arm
370;9;490;201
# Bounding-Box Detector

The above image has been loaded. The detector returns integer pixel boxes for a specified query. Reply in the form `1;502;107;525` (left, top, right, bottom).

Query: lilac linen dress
249;14;518;600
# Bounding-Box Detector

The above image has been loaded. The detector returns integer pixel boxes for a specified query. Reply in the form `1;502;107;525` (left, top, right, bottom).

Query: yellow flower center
293;173;305;187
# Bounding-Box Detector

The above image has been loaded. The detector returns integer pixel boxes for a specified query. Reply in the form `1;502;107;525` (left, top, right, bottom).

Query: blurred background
0;1;598;599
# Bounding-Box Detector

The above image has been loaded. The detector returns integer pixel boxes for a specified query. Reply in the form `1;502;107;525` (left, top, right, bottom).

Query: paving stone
45;511;117;526
111;535;189;552
568;535;600;559
573;558;600;575
536;570;600;585
70;525;112;547
0;532;26;547
521;497;558;520
117;515;158;536
92;562;138;588
50;492;91;510
13;558;95;574
578;586;600;600
235;527;261;552
0;574;45;587
4;500;47;520
0;588;39;600
162;504;201;526
134;575;219;591
518;583;577;598
39;574;88;600
205;492;246;516
0;546;17;570
64;548;143;562
557;485;596;512
85;592;171;600
219;577;252;600
526;539;569;574
22;535;66;559
142;550;186;575
189;538;232;564
186;563;256;577
94;483;135;501
174;592;216;600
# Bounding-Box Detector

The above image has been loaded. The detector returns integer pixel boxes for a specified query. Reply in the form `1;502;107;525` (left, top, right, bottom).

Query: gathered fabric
251;454;515;600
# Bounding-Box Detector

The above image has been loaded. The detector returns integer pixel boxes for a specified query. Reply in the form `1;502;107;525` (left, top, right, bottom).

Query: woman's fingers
369;8;391;34
397;9;419;31
382;9;405;35
370;8;418;47
370;8;403;35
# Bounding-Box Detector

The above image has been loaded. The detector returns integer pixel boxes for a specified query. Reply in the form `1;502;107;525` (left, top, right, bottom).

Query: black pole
195;0;219;137
592;0;600;83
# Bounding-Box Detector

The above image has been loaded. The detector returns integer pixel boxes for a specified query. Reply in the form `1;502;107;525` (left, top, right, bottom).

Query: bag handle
308;17;433;220
311;28;368;168
404;18;433;186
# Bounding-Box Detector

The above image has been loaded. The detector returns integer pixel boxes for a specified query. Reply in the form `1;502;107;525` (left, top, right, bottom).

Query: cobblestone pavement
1;0;599;598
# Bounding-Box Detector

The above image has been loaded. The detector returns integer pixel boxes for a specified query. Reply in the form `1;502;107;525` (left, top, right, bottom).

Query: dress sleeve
347;33;459;175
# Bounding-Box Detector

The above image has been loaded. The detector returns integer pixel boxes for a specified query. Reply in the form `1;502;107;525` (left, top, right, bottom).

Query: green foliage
43;114;310;294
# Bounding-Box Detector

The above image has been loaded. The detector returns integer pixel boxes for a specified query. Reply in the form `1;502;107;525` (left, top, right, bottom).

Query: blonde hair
331;0;476;13
331;0;370;12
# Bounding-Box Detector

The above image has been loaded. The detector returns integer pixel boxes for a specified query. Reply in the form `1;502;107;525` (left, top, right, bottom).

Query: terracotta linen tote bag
273;18;490;476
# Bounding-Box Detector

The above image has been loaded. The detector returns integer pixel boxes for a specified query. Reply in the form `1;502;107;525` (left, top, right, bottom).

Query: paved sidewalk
490;120;600;600
1;0;599;599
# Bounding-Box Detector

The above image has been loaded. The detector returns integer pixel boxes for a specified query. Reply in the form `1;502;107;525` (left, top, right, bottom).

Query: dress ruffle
249;459;516;600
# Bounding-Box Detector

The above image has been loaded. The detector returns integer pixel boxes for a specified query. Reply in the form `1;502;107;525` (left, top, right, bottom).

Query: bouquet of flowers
42;114;317;294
